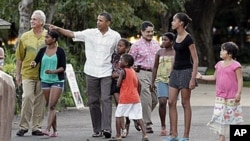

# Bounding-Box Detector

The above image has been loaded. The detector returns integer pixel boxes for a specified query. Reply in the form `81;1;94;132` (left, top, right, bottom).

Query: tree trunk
18;0;33;37
46;0;56;24
160;11;175;33
185;0;217;68
184;0;237;69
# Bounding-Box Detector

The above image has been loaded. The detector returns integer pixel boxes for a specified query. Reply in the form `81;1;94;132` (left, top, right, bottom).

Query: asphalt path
11;84;250;141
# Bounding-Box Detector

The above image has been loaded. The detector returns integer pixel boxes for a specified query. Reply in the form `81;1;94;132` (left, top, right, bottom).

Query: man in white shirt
49;12;121;138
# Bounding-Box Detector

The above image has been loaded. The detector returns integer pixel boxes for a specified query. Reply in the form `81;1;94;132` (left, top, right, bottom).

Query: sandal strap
180;137;189;141
166;136;179;141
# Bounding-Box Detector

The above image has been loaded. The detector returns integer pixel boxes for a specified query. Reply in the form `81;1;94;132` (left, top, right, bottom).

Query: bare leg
46;87;62;132
51;115;57;132
125;117;130;135
137;119;147;138
159;97;167;129
115;117;122;138
114;93;125;130
180;88;192;139
43;89;50;107
114;93;119;106
168;87;179;138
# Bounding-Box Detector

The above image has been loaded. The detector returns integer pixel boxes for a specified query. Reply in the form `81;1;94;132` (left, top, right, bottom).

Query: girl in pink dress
197;41;244;141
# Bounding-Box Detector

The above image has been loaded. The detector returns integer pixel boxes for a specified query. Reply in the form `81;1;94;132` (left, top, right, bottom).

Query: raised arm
48;24;75;38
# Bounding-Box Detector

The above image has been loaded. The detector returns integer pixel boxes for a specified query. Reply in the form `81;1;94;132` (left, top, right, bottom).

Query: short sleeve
15;38;25;61
186;34;194;47
73;30;88;42
232;61;241;71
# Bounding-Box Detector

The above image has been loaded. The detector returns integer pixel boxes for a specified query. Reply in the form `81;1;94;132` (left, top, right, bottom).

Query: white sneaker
121;129;127;138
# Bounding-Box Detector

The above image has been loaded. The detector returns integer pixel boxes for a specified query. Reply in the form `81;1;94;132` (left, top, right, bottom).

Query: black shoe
103;130;111;138
146;127;154;133
133;120;141;131
32;130;44;136
92;132;102;137
16;129;28;136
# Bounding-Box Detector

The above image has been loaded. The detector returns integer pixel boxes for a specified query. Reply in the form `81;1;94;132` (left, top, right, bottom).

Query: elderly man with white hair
15;10;47;136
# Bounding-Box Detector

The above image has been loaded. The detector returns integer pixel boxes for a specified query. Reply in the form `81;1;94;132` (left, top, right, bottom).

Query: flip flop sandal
42;130;50;136
142;136;149;141
160;129;167;136
180;137;189;141
50;132;58;137
166;136;179;141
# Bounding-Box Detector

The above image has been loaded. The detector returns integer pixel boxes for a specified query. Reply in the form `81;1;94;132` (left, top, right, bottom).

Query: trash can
0;71;16;141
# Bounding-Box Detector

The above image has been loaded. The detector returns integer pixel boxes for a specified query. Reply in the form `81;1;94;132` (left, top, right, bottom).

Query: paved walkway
11;84;250;141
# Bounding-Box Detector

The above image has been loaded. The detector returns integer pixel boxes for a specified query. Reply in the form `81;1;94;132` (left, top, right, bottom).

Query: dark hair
99;12;112;22
163;32;175;41
175;12;192;28
221;41;239;59
141;21;154;31
119;38;132;48
122;54;134;67
48;30;59;41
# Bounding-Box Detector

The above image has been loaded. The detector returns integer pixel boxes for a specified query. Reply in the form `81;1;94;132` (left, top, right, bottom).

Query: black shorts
169;68;198;89
110;79;120;95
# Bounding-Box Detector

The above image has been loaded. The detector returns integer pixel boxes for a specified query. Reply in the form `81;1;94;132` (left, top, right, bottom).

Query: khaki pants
19;79;46;131
137;70;158;125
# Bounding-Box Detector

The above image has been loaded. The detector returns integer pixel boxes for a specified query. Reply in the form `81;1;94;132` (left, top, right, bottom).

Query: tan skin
150;35;174;135
141;26;154;42
31;33;64;135
168;14;199;139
